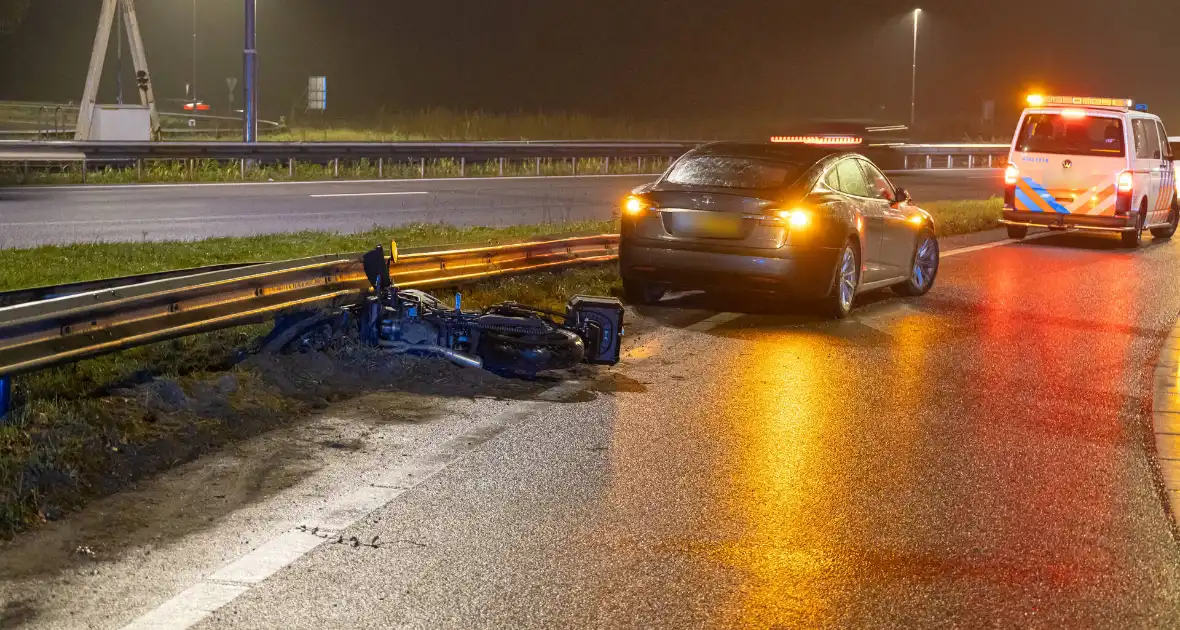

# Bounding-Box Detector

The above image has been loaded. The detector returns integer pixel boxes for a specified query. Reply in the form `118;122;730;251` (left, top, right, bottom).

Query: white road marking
117;375;592;630
309;191;428;198
941;231;1055;258
3;173;653;193
117;320;726;630
685;312;743;332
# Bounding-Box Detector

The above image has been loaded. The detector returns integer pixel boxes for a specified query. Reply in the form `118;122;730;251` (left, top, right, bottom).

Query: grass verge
0;156;672;187
924;198;1004;237
0;221;614;292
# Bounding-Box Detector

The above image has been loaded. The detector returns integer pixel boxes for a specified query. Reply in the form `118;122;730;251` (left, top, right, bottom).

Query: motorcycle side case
565;295;624;365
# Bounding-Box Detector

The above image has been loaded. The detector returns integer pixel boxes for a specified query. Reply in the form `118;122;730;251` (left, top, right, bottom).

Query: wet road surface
0;170;997;248
175;230;1179;628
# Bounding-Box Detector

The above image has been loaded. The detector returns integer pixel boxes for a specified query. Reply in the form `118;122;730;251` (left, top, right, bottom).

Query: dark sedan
619;141;940;318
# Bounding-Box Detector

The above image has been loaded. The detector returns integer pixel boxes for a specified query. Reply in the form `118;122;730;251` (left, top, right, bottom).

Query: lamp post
910;8;921;132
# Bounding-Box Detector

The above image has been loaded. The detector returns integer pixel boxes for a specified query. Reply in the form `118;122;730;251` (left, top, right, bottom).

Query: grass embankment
1;156;673;187
0;222;619;535
924;198;1004;236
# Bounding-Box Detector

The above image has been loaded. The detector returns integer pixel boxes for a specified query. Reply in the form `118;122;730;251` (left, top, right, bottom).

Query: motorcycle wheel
477;328;585;377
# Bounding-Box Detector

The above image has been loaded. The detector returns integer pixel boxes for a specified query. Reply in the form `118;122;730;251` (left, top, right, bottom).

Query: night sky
2;0;1179;133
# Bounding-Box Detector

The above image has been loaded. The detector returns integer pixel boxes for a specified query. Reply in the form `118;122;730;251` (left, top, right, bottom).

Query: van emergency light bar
770;135;863;145
1026;94;1133;109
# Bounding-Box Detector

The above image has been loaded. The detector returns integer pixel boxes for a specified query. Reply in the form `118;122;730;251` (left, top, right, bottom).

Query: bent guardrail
0;234;620;418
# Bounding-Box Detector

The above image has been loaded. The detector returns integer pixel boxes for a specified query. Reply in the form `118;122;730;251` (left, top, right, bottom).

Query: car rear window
664;155;802;190
1015;113;1125;157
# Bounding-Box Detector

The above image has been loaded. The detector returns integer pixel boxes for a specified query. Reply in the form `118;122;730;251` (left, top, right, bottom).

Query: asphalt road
0;170;1000;248
3;228;1178;629
200;232;1180;629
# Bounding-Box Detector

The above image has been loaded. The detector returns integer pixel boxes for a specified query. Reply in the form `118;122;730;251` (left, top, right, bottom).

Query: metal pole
121;0;161;138
76;0;119;140
910;9;921;132
192;0;198;105
0;376;11;423
243;0;258;143
116;11;123;105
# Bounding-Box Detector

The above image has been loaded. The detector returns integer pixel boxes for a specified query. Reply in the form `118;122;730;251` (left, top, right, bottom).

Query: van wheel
1006;224;1028;240
1150;196;1179;239
1122;204;1147;248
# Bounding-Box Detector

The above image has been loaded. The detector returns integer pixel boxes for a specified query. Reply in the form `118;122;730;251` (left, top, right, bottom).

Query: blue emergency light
1134;103;1150;112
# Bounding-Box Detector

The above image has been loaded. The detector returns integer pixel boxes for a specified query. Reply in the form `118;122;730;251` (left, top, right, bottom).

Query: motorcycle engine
379;317;438;345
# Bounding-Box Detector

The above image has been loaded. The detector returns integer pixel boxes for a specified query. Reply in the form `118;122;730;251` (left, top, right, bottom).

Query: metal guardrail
0;140;698;162
0;235;620;404
0;263;261;308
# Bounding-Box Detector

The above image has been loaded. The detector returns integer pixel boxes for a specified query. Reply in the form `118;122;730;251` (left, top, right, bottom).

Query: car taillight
622;195;653;217
1114;171;1135;216
1004;164;1019;186
1117;171;1134;194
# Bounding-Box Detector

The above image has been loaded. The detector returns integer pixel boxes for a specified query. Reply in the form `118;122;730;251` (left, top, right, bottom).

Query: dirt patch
0;599;38;630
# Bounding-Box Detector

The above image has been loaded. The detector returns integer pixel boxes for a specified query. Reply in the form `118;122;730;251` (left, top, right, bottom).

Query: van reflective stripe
1014;188;1044;213
1015;179;1053;213
1022;178;1072;213
1078;184;1118;215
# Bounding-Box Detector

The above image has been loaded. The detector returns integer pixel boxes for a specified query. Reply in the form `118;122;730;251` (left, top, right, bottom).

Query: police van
1001;94;1179;247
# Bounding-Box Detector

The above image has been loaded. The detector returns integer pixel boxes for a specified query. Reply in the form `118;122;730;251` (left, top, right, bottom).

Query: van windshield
1015;113;1125;157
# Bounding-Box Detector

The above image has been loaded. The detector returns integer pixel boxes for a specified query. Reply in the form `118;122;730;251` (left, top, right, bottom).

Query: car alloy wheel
837;245;857;312
912;235;938;290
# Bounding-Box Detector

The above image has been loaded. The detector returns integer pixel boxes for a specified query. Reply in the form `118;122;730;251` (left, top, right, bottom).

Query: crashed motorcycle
352;245;624;377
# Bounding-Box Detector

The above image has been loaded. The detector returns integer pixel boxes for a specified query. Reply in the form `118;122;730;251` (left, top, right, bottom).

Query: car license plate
666;212;745;238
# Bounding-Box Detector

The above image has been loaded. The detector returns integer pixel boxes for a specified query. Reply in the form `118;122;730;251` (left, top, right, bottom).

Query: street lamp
910;8;921;131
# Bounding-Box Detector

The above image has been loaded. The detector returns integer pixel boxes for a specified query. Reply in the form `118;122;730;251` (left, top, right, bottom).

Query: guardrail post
460;157;466;177
498;157;504;177
290;158;296;178
638;156;644;173
22;161;28;184
947;155;953;169
240;159;246;179
925;155;932;169
968;155;975;169
604;156;610;174
81;157;87;184
333;158;340;178
377;158;383;178
187;158;194;180
535;157;542;176
988;154;994;168
571;157;577;176
419;158;426;178
0;376;10;423
136;159;143;180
